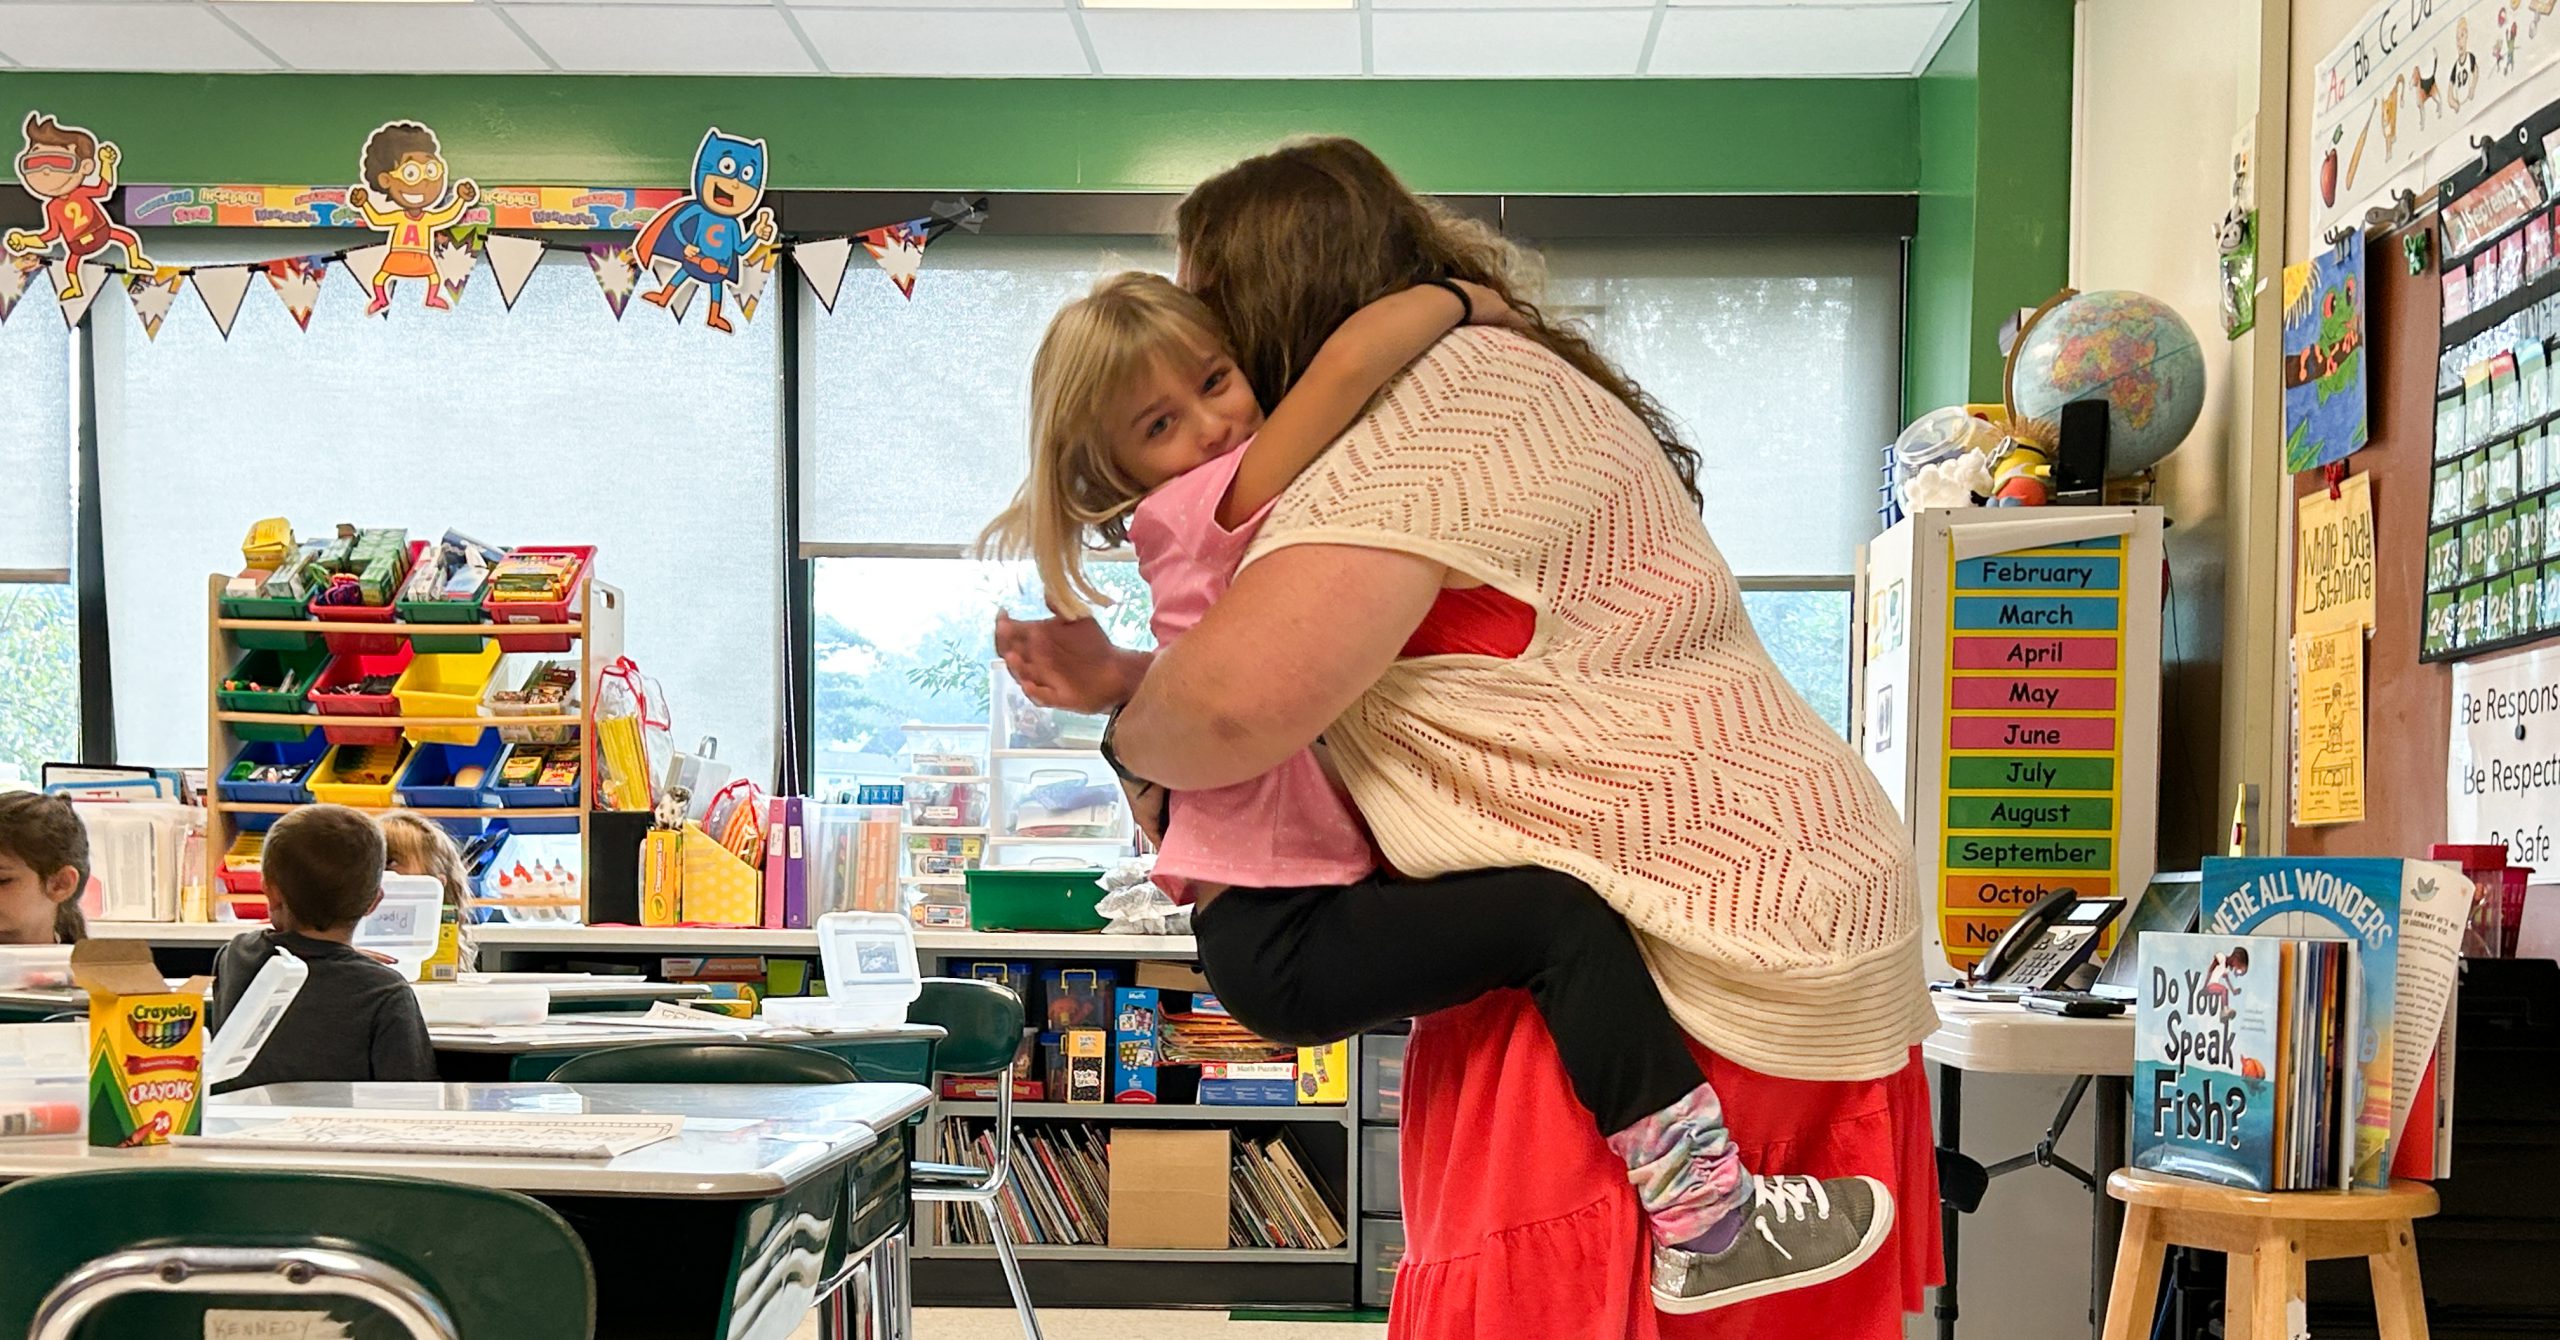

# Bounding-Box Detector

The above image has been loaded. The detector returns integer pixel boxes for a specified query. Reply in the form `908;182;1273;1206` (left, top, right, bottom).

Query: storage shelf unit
938;1101;1349;1125
925;1245;1354;1265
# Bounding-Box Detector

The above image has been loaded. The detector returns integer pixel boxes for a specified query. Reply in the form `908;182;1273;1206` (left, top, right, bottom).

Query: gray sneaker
1650;1175;1896;1314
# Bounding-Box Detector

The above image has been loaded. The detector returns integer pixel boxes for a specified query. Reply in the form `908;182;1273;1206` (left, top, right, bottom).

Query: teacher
1002;136;1941;1337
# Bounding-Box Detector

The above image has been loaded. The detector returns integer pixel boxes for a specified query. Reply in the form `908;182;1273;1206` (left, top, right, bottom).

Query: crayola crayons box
69;940;211;1147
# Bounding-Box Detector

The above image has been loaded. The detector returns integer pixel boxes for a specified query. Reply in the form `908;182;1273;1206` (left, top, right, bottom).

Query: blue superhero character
633;127;775;333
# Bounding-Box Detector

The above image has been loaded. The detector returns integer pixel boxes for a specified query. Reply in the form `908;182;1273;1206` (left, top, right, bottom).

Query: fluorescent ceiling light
1080;0;1353;9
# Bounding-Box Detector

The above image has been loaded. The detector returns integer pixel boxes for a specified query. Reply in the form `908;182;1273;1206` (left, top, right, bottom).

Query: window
93;234;784;783
1740;588;1854;737
0;585;79;785
0;291;79;782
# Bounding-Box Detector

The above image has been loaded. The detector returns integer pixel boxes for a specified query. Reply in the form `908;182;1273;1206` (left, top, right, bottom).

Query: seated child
379;811;476;974
0;791;88;944
207;805;434;1093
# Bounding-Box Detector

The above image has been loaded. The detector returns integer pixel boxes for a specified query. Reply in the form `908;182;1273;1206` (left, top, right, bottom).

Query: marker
0;1103;81;1138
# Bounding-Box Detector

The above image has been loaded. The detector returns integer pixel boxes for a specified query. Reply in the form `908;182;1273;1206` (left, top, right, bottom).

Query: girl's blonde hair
378;811;475;972
981;272;1229;617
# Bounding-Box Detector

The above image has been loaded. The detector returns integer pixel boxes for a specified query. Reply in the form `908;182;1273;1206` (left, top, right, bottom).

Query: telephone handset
1970;891;2125;992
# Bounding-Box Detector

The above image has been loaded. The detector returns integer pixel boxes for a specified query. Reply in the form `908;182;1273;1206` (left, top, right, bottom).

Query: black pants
1192;866;1706;1135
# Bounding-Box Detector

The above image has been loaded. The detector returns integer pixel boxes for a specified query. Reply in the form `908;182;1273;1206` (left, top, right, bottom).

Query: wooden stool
2099;1170;2438;1340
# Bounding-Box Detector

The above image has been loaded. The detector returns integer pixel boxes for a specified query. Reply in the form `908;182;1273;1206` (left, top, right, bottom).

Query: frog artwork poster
2281;230;2370;474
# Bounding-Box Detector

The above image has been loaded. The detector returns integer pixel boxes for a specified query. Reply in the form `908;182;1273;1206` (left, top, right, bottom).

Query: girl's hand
1453;279;1531;330
994;610;1151;714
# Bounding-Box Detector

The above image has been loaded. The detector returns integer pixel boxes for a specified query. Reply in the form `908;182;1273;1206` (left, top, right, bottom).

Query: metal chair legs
984;1202;1044;1340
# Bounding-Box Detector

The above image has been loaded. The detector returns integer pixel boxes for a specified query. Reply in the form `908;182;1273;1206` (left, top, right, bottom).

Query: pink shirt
1128;441;1379;899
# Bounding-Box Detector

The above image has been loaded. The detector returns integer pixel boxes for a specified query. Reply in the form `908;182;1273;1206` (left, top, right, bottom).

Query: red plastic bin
309;539;427;657
482;545;594;653
308;645;417;747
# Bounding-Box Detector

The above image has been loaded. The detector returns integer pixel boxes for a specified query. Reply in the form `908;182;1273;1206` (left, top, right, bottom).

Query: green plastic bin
218;644;332;742
964;867;1109;932
218;589;320;651
399;575;493;654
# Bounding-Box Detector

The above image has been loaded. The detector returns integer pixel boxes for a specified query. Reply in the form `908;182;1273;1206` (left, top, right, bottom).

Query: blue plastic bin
397;731;504;809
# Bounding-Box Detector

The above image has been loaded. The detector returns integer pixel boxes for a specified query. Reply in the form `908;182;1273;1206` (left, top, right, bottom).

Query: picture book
2200;857;2471;1189
2132;931;2357;1192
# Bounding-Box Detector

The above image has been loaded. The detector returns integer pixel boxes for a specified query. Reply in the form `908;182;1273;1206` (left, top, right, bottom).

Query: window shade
0;306;75;580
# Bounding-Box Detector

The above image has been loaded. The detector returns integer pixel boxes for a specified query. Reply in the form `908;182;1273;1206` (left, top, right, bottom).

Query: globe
2008;289;2207;477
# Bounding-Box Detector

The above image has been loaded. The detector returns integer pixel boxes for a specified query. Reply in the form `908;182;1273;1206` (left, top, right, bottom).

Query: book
2201;858;2473;1187
2131;931;2358;1192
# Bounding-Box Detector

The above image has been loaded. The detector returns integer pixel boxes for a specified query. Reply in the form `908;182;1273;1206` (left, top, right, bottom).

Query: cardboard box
1113;987;1160;1103
71;940;210;1147
1136;960;1212;994
1108;1128;1230;1249
1063;1028;1107;1104
1044;966;1118;1031
1296;1041;1347;1105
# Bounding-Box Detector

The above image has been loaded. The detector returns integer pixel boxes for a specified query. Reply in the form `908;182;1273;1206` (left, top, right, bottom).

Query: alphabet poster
2311;0;2560;242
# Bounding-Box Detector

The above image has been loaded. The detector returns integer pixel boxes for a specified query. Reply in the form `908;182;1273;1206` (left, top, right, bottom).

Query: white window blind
93;234;784;783
0;297;75;580
800;236;1176;550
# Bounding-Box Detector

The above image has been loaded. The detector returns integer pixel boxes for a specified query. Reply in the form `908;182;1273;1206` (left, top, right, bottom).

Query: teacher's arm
1110;543;1444;791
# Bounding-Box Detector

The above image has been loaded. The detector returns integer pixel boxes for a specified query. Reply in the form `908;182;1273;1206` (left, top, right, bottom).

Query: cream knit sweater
1243;329;1935;1082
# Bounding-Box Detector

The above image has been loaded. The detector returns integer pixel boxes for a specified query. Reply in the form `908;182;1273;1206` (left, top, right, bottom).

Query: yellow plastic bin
393;642;503;745
308;741;414;809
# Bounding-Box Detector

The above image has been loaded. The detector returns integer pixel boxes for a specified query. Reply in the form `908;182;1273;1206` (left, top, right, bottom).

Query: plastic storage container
1359;1126;1402;1216
904;777;988;830
309;538;426;657
218;644;334;742
481;656;582;745
1361;1031;1407;1124
761;911;921;1029
309;646;417;747
482;545;594;652
963;867;1108;932
308;741;413;809
220;734;330;831
1359;1217;1406;1310
392;642;503;745
982;839;1126;871
219;829;266;898
354;874;445;982
0;1022;85;1141
1004;761;1124;839
396;731;503;811
491;742;582;834
396;546;497;654
220;541;328;652
0;946;73;993
996;669;1108;752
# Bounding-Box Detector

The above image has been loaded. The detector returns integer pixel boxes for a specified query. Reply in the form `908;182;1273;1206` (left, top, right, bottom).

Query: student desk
1926;995;2137;1340
429;1018;946;1084
0;976;710;1024
0;1080;932;1340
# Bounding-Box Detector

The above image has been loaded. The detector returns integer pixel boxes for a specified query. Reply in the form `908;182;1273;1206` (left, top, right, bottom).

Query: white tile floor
789;1308;1385;1339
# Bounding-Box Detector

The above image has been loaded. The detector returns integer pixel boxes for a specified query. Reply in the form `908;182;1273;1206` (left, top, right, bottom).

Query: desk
1926;996;2136;1340
0;976;711;1024
429;1019;946;1085
0;1081;932;1340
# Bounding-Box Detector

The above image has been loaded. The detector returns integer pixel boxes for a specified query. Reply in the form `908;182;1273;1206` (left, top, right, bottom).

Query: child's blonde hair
981;272;1230;617
378;811;475;972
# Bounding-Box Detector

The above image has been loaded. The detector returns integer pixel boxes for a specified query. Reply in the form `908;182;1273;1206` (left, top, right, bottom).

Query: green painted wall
1903;0;2075;422
0;74;1918;195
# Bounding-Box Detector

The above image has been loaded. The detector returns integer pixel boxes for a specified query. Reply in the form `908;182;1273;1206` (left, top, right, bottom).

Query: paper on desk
180;1110;684;1160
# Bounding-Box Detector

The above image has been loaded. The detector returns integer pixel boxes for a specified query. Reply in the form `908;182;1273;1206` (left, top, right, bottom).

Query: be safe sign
2448;646;2560;866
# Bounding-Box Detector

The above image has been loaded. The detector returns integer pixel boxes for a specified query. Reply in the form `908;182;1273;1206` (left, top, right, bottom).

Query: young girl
378;812;474;974
984;273;1894;1313
0;792;88;944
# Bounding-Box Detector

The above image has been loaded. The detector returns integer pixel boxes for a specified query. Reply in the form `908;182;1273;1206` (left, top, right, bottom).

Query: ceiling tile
1082;11;1356;77
792;9;1086;75
1372;0;1655;9
0;4;276;70
507;0;768;8
214;4;546;72
788;0;1065;8
1373;9;1648;76
1649;3;1948;76
505;4;816;72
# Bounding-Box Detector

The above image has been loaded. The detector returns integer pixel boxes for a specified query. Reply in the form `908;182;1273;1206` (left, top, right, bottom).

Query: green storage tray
398;577;493;654
218;644;331;742
219;591;320;651
964;867;1109;932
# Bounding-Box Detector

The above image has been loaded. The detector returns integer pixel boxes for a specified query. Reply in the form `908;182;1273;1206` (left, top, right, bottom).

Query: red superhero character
7;112;155;302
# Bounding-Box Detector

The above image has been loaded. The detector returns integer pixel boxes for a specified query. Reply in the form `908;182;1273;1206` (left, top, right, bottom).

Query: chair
909;975;1041;1340
543;1038;860;1084
2099;1170;2440;1340
0;1168;594;1339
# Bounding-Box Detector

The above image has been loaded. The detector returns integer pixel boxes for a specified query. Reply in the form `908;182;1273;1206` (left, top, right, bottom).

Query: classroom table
1925;994;2137;1340
0;975;711;1024
0;1081;931;1340
429;1018;947;1085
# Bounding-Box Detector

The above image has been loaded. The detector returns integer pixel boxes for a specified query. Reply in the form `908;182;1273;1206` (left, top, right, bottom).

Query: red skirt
1389;991;1941;1340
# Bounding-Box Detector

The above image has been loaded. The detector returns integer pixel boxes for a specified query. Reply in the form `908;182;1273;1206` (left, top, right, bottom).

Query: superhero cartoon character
348;120;478;316
633;127;776;333
5;112;154;302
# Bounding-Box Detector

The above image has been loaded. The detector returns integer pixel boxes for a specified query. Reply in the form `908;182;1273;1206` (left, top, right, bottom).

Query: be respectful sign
2449;646;2560;865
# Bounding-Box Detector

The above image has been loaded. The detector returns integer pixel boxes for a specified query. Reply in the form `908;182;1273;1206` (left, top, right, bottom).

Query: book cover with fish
2133;931;2287;1191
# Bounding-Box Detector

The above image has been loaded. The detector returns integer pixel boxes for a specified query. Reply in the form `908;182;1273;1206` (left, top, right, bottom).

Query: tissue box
71;940;210;1146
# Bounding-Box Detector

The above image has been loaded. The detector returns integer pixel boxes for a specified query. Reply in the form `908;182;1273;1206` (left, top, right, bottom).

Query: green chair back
544;1038;860;1085
911;977;1024;1078
0;1168;594;1340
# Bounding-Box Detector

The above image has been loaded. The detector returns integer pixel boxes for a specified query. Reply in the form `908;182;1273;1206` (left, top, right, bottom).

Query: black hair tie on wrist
1423;277;1472;326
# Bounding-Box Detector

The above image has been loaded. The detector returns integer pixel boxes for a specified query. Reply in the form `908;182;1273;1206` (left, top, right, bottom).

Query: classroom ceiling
0;1;1965;79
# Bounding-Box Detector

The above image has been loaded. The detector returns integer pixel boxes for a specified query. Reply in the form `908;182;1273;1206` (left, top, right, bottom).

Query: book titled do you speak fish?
2132;931;2358;1192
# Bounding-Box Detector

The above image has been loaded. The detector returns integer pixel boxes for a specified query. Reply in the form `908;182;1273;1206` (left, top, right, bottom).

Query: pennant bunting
792;237;853;314
48;260;106;330
263;254;331;331
435;225;487;303
0;256;34;324
588;244;638;320
123;266;185;341
483;232;545;311
191;265;254;339
859;218;933;300
342;246;392;317
736;246;774;322
929;197;990;234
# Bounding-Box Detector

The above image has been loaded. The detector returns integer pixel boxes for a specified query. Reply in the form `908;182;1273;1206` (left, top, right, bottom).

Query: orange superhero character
347;121;478;316
6;112;155;302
